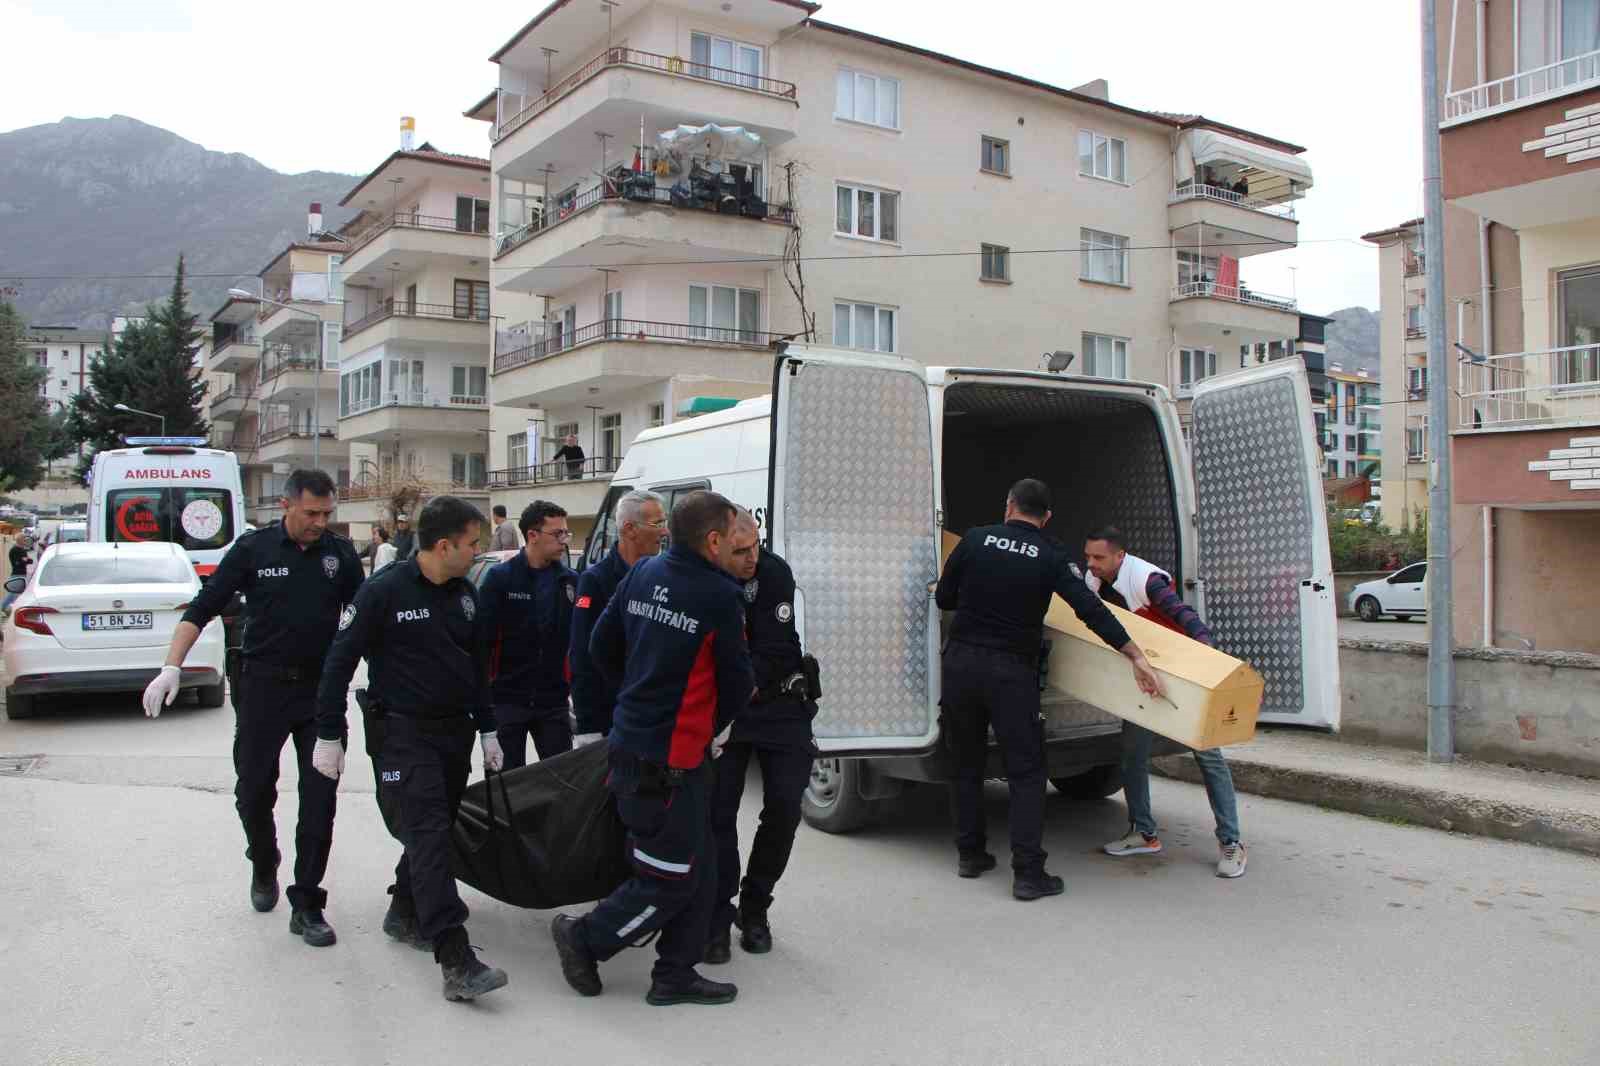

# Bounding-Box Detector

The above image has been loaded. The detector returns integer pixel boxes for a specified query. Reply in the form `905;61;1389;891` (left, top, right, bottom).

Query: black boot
249;870;279;912
382;894;433;952
703;926;732;965
289;907;337;946
957;852;998;879
736;905;772;954
646;971;738;1006
550;915;602;997
1012;870;1065;902
437;928;508;1002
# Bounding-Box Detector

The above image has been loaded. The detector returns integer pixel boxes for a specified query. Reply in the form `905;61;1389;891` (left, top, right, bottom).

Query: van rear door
1191;361;1340;728
769;347;941;754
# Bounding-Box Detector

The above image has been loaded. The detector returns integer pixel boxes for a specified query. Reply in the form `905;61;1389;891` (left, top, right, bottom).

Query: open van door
1191;361;1340;729
769;347;941;754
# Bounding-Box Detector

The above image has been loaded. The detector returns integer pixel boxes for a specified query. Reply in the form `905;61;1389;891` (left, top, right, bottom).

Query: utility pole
1420;0;1456;762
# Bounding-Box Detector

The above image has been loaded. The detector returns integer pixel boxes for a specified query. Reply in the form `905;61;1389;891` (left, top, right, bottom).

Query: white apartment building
20;324;101;482
472;2;1314;540
1361;218;1428;526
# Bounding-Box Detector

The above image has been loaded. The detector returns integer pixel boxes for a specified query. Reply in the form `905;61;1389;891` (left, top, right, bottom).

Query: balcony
486;456;623;520
342;301;492;350
1404;254;1426;278
1167;183;1298;256
209;386;251;423
338;389;491;445
259;347;333;402
257;423;345;466
1169;281;1298;348
1458;344;1600;433
491;317;778;408
340;212;491;278
1444;46;1600;125
257;301;329;343
209;337;261;374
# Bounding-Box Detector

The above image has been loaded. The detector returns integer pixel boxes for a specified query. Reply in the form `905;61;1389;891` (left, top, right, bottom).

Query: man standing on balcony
554;434;586;481
489;504;520;551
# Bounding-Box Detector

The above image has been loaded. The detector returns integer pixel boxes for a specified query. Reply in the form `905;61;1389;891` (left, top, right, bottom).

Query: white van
86;438;245;576
580;346;1339;832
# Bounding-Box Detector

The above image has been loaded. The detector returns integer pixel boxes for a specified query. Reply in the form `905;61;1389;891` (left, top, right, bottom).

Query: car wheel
1356;596;1382;622
801;757;875;834
196;682;226;709
1050;764;1124;799
5;689;36;720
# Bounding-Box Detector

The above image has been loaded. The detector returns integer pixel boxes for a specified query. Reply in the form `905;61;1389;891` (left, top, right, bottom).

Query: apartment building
330;144;495;539
470;1;1314;541
1362;218;1429;526
1322;367;1382;490
1423;0;1600;652
20;324;101;481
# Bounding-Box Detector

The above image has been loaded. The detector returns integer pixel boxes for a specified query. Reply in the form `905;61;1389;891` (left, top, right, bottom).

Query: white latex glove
142;666;181;718
311;738;345;780
710;723;733;760
481;732;505;773
573;732;604;748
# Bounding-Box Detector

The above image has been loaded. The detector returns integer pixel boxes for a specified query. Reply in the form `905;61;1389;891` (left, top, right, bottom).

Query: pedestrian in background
554;434;586;481
489;504;521;551
369;526;394;572
391;512;415;560
3;532;34;614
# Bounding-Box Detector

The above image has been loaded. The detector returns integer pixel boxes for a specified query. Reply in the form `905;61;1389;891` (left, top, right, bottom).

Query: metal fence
1171;281;1298;313
343;301;491;341
343;212;490;257
486;455;624;489
494;317;779;374
1169;182;1297;219
1458;344;1600;431
1445;47;1600;122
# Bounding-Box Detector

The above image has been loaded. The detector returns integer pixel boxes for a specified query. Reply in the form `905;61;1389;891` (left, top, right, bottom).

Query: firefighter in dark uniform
935;478;1163;901
142;469;363;947
550;490;755;1007
313;495;510;1002
478;500;578;766
569;489;669;740
706;509;818;963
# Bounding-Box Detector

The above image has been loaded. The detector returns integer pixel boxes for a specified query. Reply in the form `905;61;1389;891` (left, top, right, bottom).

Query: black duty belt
385;711;477;736
242;659;322;683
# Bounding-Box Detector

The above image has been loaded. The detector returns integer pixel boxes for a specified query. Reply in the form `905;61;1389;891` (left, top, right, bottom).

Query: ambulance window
107;488;234;550
585;486;627;568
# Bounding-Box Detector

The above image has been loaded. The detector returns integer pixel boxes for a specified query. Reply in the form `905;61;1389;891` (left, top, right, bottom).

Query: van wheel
196;682;226;709
1050;764;1123;800
1356;596;1382;622
802;757;874;834
5;690;36;720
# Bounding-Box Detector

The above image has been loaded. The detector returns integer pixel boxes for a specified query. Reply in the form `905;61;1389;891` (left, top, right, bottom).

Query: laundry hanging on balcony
657;123;768;218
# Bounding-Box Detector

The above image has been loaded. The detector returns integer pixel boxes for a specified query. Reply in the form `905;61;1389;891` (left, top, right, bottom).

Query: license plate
82;612;154;631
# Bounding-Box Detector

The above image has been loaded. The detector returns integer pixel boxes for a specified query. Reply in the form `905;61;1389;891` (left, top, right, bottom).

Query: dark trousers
710;733;812;932
495;703;572;770
232;674;338;910
942;640;1047;874
578;754;714;984
379;717;476;956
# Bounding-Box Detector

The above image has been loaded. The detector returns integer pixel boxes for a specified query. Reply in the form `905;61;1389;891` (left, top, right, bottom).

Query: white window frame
1080;228;1130;286
981;135;1009;175
648;402;666;428
1556;261;1600;385
1081;332;1130;379
1177;249;1220;288
1407;365;1430;396
507;431;528;469
1077;129;1128;183
1177;347;1217;394
835;182;900;243
833;301;898;354
599;412;623;462
689;284;762;342
450;364;488;404
835;67;901;130
980;243;1010;282
691;31;764;88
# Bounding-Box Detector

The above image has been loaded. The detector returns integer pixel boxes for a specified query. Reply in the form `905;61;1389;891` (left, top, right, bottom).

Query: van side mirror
4;576;25;594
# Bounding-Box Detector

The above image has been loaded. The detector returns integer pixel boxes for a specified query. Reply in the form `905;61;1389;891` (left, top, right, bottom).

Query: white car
3;541;226;719
1348;561;1428;622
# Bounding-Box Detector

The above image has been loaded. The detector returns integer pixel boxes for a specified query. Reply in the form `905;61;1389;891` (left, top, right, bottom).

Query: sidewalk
1153;727;1600;858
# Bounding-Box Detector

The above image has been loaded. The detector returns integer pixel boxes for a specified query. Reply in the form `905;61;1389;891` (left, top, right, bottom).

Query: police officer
478;500;578;766
706;509;817;963
141;468;363;946
313;495;509;1002
568;489;668;741
550;490;755;1007
934;478;1163;901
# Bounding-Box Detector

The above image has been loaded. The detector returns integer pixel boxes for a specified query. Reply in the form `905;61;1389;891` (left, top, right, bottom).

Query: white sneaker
1216;841;1247;878
1103;829;1163;856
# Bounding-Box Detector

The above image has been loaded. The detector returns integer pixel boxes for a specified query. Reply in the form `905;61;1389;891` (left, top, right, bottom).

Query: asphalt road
2;688;1598;1065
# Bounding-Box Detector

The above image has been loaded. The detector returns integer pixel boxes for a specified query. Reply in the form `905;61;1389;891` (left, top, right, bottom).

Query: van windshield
106;488;234;551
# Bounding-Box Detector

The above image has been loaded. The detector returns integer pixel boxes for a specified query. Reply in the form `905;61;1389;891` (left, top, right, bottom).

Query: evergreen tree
0;301;57;492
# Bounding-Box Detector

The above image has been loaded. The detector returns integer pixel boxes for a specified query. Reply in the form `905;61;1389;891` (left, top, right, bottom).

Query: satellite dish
1044;350;1075;373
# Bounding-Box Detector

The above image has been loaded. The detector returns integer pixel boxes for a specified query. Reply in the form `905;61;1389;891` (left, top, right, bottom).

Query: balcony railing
1406;325;1427;340
343;212;490;259
486;455;624;489
260;350;323;383
212;334;261;359
1171;281;1298;313
341;390;490;418
494;317;780;374
1444;46;1600;123
259;424;338;446
338;478;485;501
494;46;798;143
210;386;253;408
1404;255;1425;278
1458;344;1600;431
343;302;491;341
1169;182;1297;219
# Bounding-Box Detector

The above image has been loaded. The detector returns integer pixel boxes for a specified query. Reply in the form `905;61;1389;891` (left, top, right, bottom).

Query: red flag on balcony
1216;255;1239;298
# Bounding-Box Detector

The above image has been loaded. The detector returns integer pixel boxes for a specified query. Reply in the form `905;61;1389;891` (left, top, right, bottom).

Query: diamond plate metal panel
781;362;936;740
1192;375;1311;717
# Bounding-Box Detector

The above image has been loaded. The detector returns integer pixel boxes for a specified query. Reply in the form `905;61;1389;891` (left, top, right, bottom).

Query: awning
657;123;764;163
1189;129;1313;190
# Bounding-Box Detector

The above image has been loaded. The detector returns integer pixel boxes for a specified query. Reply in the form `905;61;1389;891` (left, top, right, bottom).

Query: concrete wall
1338;638;1600;777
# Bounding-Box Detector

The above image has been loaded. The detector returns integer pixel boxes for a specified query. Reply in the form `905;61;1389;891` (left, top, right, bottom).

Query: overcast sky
2;0;1422;315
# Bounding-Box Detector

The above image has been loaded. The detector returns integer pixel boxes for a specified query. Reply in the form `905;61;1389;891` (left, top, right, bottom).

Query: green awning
676;396;740;416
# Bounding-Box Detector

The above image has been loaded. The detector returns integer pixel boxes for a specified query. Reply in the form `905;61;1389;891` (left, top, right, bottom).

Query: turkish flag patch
575;595;592;609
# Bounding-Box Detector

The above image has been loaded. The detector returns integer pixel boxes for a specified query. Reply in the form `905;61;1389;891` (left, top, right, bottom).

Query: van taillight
15;606;57;636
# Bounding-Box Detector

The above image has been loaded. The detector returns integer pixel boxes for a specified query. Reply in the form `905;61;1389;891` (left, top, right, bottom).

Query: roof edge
490;0;820;64
463;88;497;121
338;149;491;208
1360;217;1424;243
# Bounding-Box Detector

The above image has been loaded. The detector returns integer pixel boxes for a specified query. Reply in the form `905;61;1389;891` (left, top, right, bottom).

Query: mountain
1323;306;1381;378
0;116;359;329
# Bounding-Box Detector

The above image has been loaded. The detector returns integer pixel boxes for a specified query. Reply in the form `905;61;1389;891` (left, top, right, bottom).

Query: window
507;431;528;470
451;365;488;403
1178;348;1216;392
553;421;579;440
1408;365;1430;397
340;361;380;415
1080;228;1129;285
649;402;666;428
834;301;897;353
1077;130;1127;182
835;183;899;242
835;68;900;129
689;285;761;342
1519;0;1600;71
1327;458;1339;477
387;358;424;404
1178;250;1220;289
1407;419;1429;460
1346;435;1358;452
1557;264;1600;385
499;177;541;235
104;487;234;551
451;452;488;489
1081;333;1129;379
454;196;489;234
453;279;490;320
691;32;763;88
600;413;622;462
1345;461;1357;478
981;136;1009;175
39;551;193;588
981;244;1010;282
1405;303;1425;335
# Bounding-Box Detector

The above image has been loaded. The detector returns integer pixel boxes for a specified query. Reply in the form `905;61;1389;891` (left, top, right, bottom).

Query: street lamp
114;402;165;436
229;287;328;471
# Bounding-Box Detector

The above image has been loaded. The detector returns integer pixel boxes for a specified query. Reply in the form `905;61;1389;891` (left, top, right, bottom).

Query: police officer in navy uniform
478;500;578;767
142;469;363;947
313;495;510;1002
706;509;817;963
550;490;755;1007
569;489;669;741
935;478;1164;901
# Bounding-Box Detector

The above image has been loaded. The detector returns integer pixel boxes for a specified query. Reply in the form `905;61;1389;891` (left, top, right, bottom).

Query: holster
355;688;386;757
801;653;823;701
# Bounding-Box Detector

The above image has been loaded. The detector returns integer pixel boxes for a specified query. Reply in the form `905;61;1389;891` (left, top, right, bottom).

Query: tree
66;256;209;483
0;301;57;491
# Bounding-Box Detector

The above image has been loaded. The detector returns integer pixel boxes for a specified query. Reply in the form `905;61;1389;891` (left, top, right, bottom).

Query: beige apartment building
1363;218;1431;526
468;0;1314;542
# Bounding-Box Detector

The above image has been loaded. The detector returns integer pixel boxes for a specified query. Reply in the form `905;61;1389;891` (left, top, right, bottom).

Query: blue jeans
1120;722;1241;845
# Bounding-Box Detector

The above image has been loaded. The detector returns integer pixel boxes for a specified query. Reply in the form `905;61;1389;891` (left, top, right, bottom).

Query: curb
1151;754;1600;859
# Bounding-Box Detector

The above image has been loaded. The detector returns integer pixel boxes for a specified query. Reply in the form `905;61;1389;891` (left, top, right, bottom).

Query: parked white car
3;541;226;719
1348;562;1428;622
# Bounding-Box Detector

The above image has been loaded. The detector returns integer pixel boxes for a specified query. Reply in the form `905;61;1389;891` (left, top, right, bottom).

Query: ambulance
86;438;245;576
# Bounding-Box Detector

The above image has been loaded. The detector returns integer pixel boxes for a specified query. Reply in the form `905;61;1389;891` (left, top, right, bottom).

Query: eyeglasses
537;528;573;542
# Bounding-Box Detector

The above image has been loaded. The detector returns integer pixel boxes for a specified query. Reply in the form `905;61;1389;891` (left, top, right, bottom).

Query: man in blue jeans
1082;526;1246;879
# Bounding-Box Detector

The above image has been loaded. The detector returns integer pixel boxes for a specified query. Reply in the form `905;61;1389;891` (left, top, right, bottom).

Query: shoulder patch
743;578;759;604
460;593;476;621
575;594;592;609
338;604;356;631
322;554;339;579
775;602;793;623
